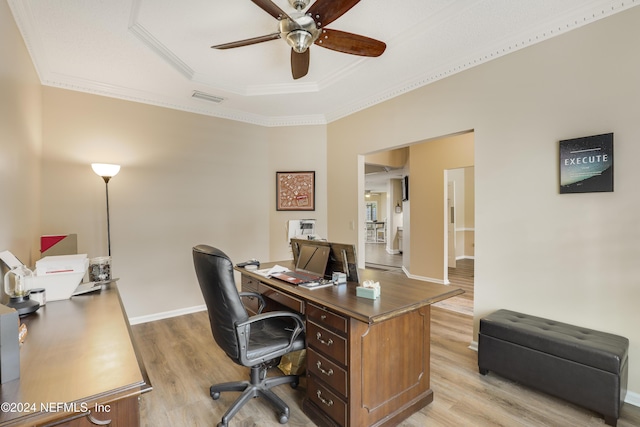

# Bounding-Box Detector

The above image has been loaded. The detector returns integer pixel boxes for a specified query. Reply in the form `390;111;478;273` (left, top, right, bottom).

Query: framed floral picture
276;171;315;211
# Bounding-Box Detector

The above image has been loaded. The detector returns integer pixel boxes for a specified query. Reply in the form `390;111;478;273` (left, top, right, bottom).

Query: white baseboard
402;266;449;285
468;341;639;407
129;304;207;325
626;390;640;407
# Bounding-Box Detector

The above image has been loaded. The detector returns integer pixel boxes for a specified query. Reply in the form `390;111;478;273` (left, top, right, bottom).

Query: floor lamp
91;163;121;256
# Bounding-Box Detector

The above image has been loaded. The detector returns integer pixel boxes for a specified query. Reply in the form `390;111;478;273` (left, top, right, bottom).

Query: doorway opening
361;131;474;316
363;163;404;270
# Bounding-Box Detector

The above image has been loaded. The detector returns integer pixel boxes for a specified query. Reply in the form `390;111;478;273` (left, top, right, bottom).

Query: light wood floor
366;242;474;316
133;258;640;427
364;242;402;268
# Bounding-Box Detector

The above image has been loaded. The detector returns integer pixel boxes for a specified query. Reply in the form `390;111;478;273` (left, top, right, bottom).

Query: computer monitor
290;238;360;283
295;244;330;277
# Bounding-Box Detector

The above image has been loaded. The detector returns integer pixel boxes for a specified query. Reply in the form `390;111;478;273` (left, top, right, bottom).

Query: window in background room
366;202;378;221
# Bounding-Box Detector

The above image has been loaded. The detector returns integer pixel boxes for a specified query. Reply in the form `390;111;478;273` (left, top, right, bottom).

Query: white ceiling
8;0;636;127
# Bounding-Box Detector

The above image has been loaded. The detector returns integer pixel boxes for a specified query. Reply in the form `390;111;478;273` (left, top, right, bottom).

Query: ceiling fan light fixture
286;29;313;53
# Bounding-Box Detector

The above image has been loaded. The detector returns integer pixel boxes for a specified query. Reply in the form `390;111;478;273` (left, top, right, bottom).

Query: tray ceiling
8;0;636;126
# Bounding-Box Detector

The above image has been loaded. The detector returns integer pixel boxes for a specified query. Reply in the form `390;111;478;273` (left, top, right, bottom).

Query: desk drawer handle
320;314;327;320
316;390;334;407
87;412;112;426
316;361;334;376
316;332;333;346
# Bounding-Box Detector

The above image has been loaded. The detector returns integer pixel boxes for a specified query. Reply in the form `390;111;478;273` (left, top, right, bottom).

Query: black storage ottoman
478;309;628;426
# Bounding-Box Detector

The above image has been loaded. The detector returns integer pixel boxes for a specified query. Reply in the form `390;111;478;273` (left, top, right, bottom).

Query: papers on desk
72;282;103;296
0;250;24;269
72;278;120;297
298;281;334;290
252;264;334;290
253;264;289;278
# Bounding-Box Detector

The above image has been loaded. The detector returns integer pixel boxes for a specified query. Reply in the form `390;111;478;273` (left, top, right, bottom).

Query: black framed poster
559;133;613;194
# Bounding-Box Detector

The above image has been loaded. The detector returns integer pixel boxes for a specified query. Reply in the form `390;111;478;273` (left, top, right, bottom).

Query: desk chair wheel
279;412;289;424
290;379;299;389
211;391;221;400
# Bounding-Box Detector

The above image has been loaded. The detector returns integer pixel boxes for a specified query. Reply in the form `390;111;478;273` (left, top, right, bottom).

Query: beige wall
0;1;42;284
40;88;265;318
268;125;327;261
448;166;474;260
1;4;328;321
408;133;474;282
327;7;640;399
389;178;403;253
463;166;475;257
38;88;327;319
365;147;408;168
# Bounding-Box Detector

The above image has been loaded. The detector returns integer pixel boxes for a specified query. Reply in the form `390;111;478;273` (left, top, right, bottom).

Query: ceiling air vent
192;90;225;103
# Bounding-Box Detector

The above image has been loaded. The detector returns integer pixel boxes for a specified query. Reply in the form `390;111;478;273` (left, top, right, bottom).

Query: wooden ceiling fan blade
291;49;310;79
315;29;386;56
251;0;296;22
307;0;361;27
211;32;281;49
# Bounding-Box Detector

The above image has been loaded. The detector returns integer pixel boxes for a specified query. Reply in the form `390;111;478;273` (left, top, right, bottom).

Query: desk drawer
307;303;348;335
241;275;259;292
240;294;261;316
258;283;304;314
307;375;347;427
307;321;347;366
307;348;348;397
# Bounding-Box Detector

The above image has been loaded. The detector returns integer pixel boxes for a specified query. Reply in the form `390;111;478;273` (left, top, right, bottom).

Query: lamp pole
102;175;113;256
91;163;121;257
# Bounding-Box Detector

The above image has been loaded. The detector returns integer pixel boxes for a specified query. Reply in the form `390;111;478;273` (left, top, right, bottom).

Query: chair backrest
192;245;249;362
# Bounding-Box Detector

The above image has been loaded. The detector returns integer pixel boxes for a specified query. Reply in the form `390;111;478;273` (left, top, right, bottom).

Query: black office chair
192;245;306;427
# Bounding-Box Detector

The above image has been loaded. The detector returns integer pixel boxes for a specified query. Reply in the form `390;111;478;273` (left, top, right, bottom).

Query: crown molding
10;0;640;127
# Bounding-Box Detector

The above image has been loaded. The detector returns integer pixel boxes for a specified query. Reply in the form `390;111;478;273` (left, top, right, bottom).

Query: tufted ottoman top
480;309;628;374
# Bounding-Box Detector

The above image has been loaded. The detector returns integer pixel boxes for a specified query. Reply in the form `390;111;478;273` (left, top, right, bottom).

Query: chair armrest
237;310;305;340
235;311;305;364
239;291;265;314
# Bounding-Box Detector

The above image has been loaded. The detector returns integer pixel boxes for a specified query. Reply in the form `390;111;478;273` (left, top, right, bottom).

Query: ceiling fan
211;0;386;79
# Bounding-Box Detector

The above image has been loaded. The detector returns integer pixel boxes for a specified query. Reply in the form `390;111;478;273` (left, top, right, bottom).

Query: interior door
447;181;457;268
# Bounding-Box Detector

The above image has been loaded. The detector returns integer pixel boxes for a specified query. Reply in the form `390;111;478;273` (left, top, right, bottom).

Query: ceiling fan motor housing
279;13;320;53
211;0;386;79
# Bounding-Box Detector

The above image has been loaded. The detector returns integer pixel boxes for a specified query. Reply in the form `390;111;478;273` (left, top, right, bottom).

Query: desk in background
0;285;151;427
238;262;463;427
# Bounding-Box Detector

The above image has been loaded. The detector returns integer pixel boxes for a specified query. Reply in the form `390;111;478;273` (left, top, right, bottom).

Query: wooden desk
0;285;151;427
238;262;463;427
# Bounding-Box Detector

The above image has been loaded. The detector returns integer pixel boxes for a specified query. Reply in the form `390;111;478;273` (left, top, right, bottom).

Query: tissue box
356;286;380;300
332;272;347;284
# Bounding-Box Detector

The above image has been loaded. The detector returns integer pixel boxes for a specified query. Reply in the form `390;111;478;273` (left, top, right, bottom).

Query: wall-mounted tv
402;176;409;201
